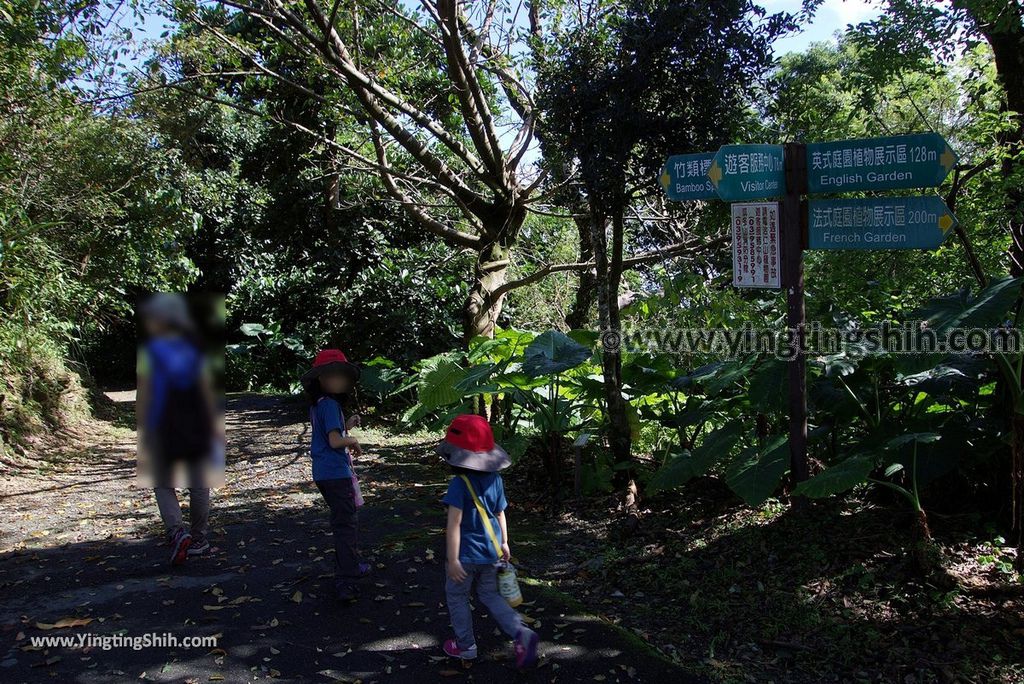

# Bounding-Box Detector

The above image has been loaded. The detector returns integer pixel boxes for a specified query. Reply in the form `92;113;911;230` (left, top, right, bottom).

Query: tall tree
167;0;544;341
537;0;789;512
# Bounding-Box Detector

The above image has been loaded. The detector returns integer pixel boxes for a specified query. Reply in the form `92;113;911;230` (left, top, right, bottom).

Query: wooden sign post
782;143;809;495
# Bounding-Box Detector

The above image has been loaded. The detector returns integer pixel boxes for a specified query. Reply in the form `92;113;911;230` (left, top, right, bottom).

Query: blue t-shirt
309;397;352;481
442;472;507;564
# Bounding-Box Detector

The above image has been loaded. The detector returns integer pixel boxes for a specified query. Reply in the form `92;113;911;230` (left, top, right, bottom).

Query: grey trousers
154;487;210;539
445;562;523;650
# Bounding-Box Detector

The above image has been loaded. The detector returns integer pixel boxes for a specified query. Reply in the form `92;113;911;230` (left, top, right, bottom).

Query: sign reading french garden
808;196;957;251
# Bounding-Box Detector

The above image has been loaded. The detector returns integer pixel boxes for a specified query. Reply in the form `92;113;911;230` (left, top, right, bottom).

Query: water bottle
496;561;522;607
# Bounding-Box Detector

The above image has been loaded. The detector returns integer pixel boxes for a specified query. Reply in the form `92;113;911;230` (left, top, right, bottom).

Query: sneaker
443;638;477;660
514;628;538;669
187;536;211;556
169;528;192;566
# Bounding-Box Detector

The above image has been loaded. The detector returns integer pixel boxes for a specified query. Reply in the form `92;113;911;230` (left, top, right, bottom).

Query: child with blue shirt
437;414;539;668
301;349;369;603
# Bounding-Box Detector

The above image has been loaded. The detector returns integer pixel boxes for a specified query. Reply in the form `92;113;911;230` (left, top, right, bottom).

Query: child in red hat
301;349;370;603
438;414;539;668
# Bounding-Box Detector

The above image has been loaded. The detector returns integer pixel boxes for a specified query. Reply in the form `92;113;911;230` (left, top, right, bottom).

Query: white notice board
731;201;781;289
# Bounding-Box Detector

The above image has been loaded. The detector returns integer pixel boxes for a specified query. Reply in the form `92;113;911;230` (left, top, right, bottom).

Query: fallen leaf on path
317;669;361;682
291;591;303;603
35;617;93;630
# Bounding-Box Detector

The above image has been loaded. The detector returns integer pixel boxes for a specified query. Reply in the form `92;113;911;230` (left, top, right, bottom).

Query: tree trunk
589;206;633;480
1013;413;1024;573
565;214;597;329
960;2;1024;274
463;241;511;342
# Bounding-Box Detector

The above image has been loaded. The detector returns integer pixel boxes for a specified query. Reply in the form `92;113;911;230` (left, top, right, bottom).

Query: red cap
312;349;351;367
443;414;495;452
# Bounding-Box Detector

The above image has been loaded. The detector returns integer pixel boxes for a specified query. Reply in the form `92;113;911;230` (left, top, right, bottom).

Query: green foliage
725;436;790;508
1;0;196;436
646;423;744;495
522;330;592;377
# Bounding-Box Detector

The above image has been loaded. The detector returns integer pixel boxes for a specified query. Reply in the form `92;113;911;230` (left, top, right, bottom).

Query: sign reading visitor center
708;144;785;201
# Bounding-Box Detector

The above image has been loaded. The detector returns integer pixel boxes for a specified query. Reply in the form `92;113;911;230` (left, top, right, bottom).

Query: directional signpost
708;144;785;201
659;131;960;505
806;132;957;194
660;152;717;201
808;196;957;250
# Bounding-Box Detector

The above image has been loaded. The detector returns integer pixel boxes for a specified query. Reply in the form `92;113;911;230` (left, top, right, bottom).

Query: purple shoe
514;628;538;669
443;638;477;660
169;528;192;566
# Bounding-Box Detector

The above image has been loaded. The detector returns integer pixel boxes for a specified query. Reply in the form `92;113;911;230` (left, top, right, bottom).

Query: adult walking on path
136;293;223;566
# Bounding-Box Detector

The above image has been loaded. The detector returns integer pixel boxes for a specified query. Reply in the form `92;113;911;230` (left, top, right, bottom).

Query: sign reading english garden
806;133;957;194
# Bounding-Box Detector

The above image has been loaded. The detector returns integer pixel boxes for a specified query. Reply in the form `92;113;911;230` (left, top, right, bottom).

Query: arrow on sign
708;159;723;186
660;152;717;201
807;196;958;250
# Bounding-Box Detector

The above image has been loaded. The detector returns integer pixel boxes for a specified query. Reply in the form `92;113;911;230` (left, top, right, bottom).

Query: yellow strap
459;475;503;560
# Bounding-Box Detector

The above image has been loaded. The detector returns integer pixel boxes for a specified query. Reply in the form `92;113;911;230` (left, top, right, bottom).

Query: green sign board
807;196;957;250
806;133;957;194
708;144;785;201
660;152;717;201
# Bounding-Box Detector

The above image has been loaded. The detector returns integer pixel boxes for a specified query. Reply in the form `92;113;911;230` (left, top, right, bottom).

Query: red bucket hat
300;349;361;391
437;414;510;472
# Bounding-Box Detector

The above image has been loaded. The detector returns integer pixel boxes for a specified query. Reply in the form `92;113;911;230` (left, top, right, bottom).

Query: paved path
0;394;701;683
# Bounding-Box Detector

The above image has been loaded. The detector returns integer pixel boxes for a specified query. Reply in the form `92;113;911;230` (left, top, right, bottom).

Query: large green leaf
646;422;743;496
646;449;698;496
747;359;787;412
883;432;940;450
916;276;1021;333
703;355;758;396
522;329;592;377
418;359;467;409
455;362;500;395
725;435;789;507
359;365;404;400
792;456;874;498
